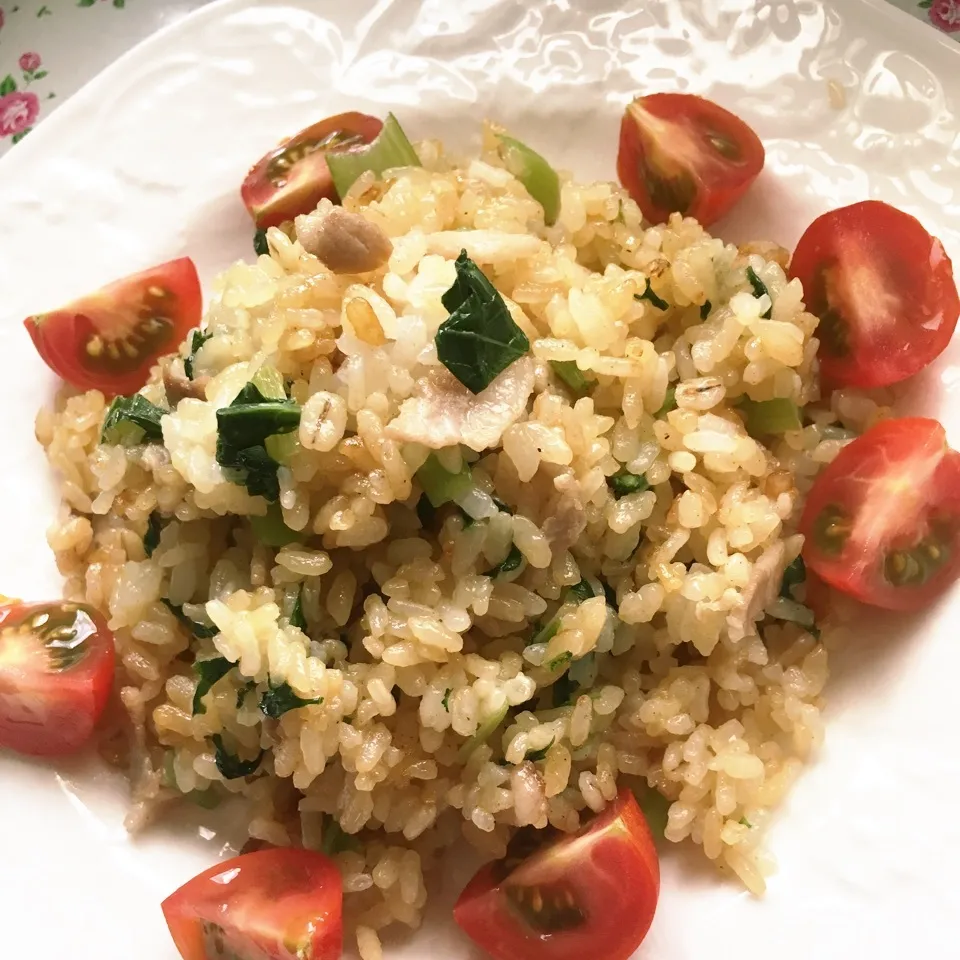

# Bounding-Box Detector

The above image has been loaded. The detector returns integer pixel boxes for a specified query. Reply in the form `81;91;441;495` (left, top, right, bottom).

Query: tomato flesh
24;257;202;396
790;201;959;389
454;789;659;960
162;847;342;960
241;112;383;229
0;600;115;756
800;417;960;612
617;92;765;226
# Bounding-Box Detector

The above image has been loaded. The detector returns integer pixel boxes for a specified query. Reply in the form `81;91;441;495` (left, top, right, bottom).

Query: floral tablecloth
0;0;958;158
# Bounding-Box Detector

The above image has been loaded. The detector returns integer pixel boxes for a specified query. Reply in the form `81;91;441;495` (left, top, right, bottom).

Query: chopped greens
739;816;753;828
546;650;573;672
655;385;678;418
250;502;301;547
215;381;301;502
486;543;523;579
740;397;802;436
101;394;166;446
496;134;561;226
192;657;234;715
320;815;362;855
608;467;650;499
326;113;421;198
567;579;596;603
550;359;595;395
211;734;264;780
250;364;287;401
551;671;579;707
780;555;806;599
700;300;712;320
184;328;212;380
253;228;269;257
457;702;509;761
416;453;473;508
236;681;257;709
143;512;165;558
162;599;219;639
441;688;452;712
745;266;773;318
636;788;671;838
525;738;555;763
259;681;323;719
435;251;530;393
289;588;307;631
635;278;669;311
529;617;561;647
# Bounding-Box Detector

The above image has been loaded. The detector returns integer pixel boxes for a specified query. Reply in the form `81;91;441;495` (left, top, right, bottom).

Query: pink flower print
19;53;42;73
0;91;39;138
930;0;960;32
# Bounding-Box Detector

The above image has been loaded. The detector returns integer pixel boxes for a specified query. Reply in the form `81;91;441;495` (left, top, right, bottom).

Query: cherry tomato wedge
617;92;765;227
790;201;959;389
241;112;383;229
0;600;115;756
800;417;960;612
24;257;202;396
162;847;342;960
454;789;659;960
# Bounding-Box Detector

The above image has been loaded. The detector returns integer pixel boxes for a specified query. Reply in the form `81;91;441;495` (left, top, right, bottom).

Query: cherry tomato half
162;847;343;960
24;257;202;397
0;600;115;756
790;201;959;389
241;112;383;229
454;789;660;960
617;92;765;227
800;417;960;612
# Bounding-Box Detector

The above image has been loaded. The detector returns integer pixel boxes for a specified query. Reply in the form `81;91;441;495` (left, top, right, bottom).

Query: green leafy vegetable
636;788;671;838
101;394;166;446
435;251;530;394
745;266;773;319
192;656;234;715
551;671;578;707
253;228;269;257
567;580;596;603
525;738;555;763
236;681;257;709
289;588;307;632
780;556;806;599
497;134;561;226
183;328;212;380
320;815;362;855
608;468;650;499
739;816;753;828
143;512;165;558
211;734;264;780
740;397;802;436
250;364;287;400
441;688;452;711
259;681;323;719
416;453;473;508
655;385;678;418
550;359;595;395
458;702;509;761
162;599;219;639
529;617;561;647
635;278;669;311
215;381;301;502
486;544;523;579
250;502;301;547
326;113;421;198
700;300;712;320
546;651;573;672
601;581;617;608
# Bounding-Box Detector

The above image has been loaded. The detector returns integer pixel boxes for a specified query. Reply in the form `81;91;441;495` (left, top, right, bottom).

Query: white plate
2;1;960;957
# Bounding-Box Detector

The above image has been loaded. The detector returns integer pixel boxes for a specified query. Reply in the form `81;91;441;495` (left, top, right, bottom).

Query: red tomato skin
800;418;960;612
24;257;202;396
790;201;960;389
241;112;383;229
617;93;765;227
0;601;115;757
162;847;343;960
454;789;660;960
